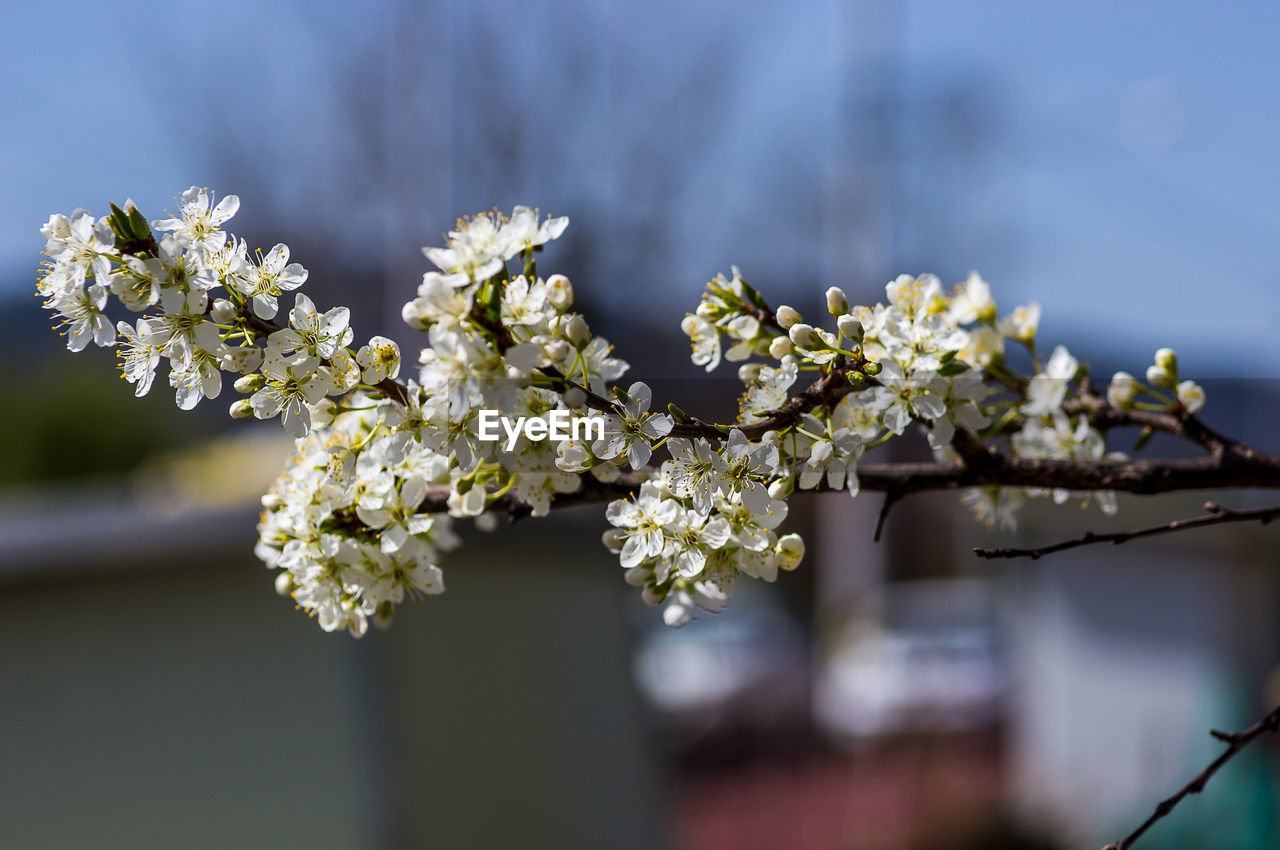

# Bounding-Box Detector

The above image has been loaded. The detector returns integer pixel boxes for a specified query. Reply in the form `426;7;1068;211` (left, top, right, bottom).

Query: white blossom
230;243;308;319
356;336;401;383
53;283;114;351
593;382;674;469
681;314;721;372
1022;345;1078;415
152;186;239;254
251;353;333;437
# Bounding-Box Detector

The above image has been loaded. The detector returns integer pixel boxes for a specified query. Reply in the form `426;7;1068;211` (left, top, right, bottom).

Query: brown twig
872;489;901;542
405;448;1280;517
974;501;1280;560
1067;393;1236;457
543;361;870;443
1102;703;1280;850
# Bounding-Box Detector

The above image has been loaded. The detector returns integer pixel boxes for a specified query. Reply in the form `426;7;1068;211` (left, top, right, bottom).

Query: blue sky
5;0;1279;377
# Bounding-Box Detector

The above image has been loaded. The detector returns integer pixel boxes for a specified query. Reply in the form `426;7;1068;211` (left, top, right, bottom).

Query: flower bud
401;298;432;330
545;274;574;310
1107;371;1136;410
836;314;864;343
373;607;395;632
565;315;590;345
776;533;805;571
788;322;822;350
825;286;849;316
229;399;253;419
863;361;883;376
768;336;793;359
640;584;664;605
695;300;726;321
776;305;801;329
542;338;569;362
1177;380;1205;413
563;386;587;408
768;479;792;500
737;363;763;384
234;373;265;394
1154;347;1178;371
274;571;296;597
623;566;649;587
211;298;236;324
1146;365;1175;390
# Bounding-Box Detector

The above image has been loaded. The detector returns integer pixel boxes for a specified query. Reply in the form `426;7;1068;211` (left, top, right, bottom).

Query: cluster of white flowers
680;267;1207;542
257;393;458;636
602;476;803;627
39;190;1213;634
37;188;402;437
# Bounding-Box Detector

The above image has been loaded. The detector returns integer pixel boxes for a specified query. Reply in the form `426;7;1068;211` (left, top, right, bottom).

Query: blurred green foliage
0;333;215;485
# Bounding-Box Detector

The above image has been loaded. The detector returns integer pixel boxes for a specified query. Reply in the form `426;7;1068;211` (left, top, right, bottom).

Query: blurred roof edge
0;479;260;584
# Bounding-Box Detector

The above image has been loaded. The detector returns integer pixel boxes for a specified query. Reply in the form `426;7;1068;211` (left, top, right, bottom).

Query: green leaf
128;205;151;240
738;278;769;310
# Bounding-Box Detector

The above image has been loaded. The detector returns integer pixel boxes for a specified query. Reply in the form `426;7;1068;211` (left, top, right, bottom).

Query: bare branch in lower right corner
1102;703;1280;850
974;502;1280;560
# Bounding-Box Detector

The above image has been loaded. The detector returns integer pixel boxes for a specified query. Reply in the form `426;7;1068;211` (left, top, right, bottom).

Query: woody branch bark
408;439;1280;518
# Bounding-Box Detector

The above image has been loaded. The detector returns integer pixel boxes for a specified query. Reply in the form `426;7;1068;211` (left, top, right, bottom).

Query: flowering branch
975;501;1280;560
36;187;1280;850
35;188;1275;636
1102;703;1280;850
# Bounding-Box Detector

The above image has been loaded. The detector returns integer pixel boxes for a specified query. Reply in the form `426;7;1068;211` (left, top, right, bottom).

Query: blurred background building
3;1;1280;847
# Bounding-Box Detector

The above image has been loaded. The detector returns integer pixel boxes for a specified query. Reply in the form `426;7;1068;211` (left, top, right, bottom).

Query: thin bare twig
872;489;901;542
974;501;1280;560
1102;703;1280;850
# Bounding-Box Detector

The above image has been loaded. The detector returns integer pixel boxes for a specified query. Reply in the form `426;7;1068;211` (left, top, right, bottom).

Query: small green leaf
738;278;769;310
128;205;151;239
